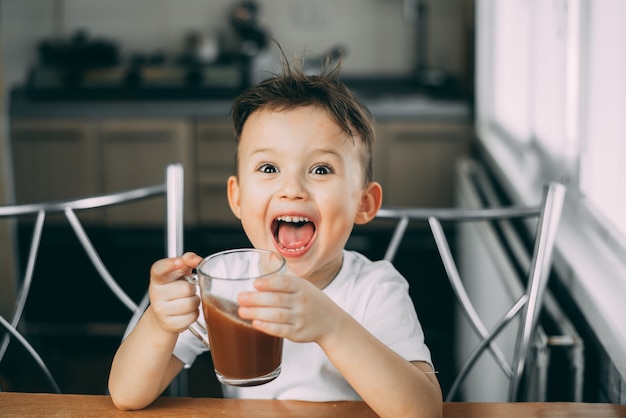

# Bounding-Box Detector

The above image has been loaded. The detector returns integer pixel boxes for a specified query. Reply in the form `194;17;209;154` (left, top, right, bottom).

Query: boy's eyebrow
310;148;345;161
249;148;274;156
248;148;344;159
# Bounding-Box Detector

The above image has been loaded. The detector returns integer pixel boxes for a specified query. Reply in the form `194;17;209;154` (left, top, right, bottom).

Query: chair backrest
0;164;184;393
375;167;566;401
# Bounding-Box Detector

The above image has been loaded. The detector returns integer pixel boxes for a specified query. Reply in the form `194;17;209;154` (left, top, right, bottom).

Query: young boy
108;59;442;418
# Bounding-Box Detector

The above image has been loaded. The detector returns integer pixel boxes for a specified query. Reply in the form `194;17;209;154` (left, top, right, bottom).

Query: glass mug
186;248;286;386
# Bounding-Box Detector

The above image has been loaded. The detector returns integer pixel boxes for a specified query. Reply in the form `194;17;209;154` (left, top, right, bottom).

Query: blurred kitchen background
0;0;475;399
1;0;473;95
1;0;625;406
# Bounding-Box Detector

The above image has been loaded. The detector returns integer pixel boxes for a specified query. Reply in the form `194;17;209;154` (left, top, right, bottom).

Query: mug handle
185;272;210;349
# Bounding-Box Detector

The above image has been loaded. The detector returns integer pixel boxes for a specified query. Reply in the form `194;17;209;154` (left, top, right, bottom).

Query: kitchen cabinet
10;118;195;225
374;121;471;207
11;120;102;222
100;119;195;225
195;120;238;225
10;96;472;225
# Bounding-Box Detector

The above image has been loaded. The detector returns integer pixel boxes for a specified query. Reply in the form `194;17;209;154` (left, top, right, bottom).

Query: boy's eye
258;163;278;173
311;164;332;175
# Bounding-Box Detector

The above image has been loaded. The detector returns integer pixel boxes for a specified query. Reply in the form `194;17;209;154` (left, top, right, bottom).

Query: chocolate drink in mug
202;294;283;384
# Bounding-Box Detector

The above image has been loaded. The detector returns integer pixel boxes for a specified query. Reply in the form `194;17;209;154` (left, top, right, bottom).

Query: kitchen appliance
25;30;243;100
229;0;270;87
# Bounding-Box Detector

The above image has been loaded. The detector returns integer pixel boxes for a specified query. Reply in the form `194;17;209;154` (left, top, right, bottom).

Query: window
491;0;573;178
492;0;531;144
579;0;626;238
476;0;626;379
480;0;626;246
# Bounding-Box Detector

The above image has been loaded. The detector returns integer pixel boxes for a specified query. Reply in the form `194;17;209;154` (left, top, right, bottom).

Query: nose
278;172;309;200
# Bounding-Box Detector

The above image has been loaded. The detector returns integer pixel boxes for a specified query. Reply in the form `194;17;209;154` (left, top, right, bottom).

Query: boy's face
227;105;382;288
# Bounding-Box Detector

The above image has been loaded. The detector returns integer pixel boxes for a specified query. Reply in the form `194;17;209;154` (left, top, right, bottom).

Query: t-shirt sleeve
361;262;433;367
172;326;209;368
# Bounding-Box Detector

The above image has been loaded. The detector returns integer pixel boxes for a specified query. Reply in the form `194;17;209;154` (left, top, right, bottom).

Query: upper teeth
277;216;310;223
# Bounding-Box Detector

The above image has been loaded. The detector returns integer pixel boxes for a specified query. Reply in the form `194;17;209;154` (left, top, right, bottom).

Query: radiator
453;158;584;402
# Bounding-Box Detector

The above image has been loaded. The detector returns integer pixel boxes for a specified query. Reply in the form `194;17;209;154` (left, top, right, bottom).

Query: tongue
277;222;315;250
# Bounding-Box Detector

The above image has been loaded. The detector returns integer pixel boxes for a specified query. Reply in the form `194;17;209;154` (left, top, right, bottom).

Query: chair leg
0;315;61;393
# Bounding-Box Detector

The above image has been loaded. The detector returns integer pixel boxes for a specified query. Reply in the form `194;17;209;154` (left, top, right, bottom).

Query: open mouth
272;215;316;253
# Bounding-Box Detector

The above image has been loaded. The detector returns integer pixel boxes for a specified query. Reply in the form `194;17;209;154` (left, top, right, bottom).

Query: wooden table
1;392;626;417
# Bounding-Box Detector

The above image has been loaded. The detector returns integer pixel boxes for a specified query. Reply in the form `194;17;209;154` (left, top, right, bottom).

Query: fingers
148;252;203;333
237;275;297;333
238;304;296;340
238;287;293;307
151;291;200;333
150;252;203;285
250;318;293;339
245;276;339;343
252;273;298;292
236;274;323;341
153;277;198;301
239;304;292;323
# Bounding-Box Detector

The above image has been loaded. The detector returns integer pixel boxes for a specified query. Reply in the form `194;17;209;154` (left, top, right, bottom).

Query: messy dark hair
231;47;375;185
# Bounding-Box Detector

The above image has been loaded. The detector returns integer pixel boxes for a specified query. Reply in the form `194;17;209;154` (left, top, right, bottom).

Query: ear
355;181;383;225
227;175;242;219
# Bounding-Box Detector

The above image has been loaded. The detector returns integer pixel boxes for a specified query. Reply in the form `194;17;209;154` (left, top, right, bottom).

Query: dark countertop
9;75;472;122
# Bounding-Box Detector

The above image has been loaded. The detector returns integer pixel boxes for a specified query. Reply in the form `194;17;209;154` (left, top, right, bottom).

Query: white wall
1;0;411;89
1;0;57;92
64;0;415;74
1;0;470;90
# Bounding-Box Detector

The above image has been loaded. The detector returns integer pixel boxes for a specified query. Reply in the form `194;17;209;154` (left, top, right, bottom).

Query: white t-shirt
173;250;432;401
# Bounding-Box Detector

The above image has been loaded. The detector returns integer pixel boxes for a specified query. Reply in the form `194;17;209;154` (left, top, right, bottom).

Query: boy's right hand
148;252;203;334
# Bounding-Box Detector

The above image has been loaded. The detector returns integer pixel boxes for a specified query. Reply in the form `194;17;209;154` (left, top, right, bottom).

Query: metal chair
0;164;184;393
375;162;566;401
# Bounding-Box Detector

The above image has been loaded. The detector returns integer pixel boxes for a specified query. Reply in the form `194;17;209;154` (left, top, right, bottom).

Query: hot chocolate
202;294;283;385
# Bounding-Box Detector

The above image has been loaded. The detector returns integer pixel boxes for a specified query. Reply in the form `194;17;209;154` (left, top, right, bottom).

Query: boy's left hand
237;274;341;344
